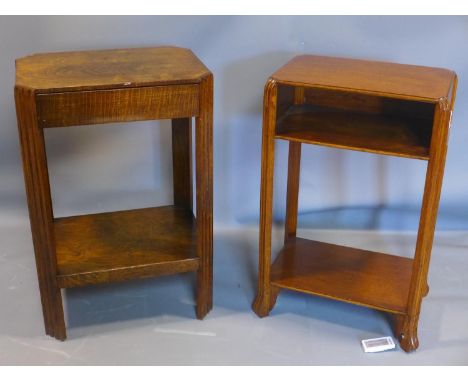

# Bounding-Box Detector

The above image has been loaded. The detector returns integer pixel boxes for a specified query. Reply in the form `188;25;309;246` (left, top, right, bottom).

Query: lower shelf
54;205;199;288
271;237;413;314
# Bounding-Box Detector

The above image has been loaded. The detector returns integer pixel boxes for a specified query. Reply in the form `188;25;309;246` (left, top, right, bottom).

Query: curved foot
392;314;419;352
400;330;419;352
252;285;280;317
423;283;429;297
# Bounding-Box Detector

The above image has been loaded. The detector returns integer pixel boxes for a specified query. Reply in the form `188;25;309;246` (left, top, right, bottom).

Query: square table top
15;46;211;93
270;55;456;103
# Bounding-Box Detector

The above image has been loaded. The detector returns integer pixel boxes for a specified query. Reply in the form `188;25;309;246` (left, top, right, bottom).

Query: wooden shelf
54;206;199;288
271;237;413;314
275;105;432;160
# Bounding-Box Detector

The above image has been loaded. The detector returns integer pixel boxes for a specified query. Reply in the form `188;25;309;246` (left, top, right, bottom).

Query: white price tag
361;336;396;353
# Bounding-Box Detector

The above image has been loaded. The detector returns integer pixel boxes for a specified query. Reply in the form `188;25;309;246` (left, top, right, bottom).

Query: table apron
36;84;200;128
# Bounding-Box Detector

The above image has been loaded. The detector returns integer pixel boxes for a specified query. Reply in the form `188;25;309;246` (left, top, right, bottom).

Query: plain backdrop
1;16;467;231
1;15;468;366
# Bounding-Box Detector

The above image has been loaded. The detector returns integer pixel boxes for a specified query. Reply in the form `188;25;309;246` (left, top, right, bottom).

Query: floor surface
1;220;468;365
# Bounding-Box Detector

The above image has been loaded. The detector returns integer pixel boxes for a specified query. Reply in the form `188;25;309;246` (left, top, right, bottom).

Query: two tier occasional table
252;55;457;352
15;47;213;340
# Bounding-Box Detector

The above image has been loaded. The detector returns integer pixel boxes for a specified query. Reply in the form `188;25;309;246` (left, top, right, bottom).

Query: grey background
1;16;467;229
1;16;468;365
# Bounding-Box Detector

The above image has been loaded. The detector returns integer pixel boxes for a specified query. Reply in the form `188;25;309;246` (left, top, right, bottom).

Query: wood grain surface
16;46;210;93
37;85;199;127
15;46;214;339
195;74;214;319
276;104;432;160
54;206;198;288
253;54;458;352
15;86;67;340
271;55;456;102
271;237;413;315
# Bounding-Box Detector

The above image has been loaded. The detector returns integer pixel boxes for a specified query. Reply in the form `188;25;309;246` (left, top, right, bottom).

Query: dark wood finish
253;54;457;352
15;86;66;341
271;55;455;102
398;79;457;350
15;46;210;93
54;206;198;288
302;87;436;118
172;118;193;210
271;238;412;314
252;79;278;317
283;88;303;243
195;74;214;319
15;46;213;340
276;104;432;160
284;142;301;242
37;85;199;128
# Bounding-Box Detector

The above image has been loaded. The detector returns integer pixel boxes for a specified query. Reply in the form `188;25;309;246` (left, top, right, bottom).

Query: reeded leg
253;79;279;317
284;142;301;243
15;86;66;340
195;75;213;319
172;118;193;210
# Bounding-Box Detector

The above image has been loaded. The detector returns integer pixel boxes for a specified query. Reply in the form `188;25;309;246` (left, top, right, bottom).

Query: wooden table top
271;55;456;102
15;46;211;93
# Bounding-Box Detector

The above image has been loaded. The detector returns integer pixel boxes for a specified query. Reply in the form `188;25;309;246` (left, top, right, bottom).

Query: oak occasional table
15;46;213;340
252;55;457;352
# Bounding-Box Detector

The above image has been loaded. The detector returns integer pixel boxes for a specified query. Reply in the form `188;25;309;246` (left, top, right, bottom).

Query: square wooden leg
284;87;304;243
284;141;301;243
172;117;193;210
195;75;213;319
15;87;66;340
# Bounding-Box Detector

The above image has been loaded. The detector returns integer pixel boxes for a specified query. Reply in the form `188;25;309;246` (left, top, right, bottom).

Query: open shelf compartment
54;205;198;288
275;85;435;160
271;237;413;314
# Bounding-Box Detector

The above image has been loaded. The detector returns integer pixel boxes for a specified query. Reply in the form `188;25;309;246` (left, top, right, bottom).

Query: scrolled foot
252;293;271;317
423;283;429;297
252;286;280;317
392;314;419;352
399;330;419;352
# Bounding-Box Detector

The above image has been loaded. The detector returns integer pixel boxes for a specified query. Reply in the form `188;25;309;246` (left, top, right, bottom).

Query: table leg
195;74;213;319
253;79;279;317
172;117;193;210
15;87;66;340
396;100;451;352
284;142;301;243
